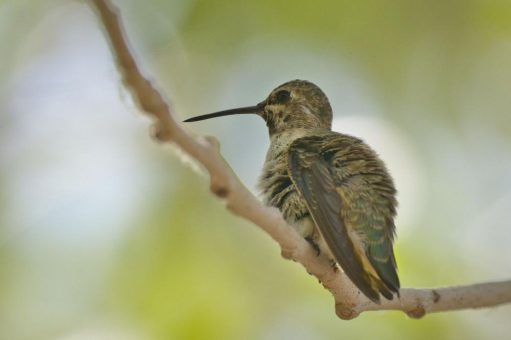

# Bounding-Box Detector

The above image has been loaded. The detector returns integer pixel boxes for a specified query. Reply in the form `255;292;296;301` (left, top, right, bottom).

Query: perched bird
184;80;400;303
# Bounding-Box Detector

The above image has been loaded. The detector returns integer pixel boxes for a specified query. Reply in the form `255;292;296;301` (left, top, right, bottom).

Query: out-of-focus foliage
0;0;510;339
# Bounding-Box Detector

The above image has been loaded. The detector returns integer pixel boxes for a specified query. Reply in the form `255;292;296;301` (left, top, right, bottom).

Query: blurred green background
1;0;511;339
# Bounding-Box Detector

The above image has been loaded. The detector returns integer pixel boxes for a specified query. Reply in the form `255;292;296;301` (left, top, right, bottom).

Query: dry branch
89;0;511;320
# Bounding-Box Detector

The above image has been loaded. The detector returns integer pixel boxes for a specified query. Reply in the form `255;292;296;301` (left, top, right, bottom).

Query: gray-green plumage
184;79;400;303
286;133;399;302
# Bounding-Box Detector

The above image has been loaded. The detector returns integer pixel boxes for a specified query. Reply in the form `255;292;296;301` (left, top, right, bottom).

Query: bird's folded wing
287;136;381;302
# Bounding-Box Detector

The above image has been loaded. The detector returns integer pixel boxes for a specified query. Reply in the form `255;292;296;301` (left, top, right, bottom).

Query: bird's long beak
183;102;264;122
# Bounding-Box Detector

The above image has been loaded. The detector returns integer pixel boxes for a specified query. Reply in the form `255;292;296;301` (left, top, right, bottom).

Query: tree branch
89;0;511;320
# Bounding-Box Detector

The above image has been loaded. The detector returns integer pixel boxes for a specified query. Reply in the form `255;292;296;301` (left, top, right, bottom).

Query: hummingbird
184;80;400;303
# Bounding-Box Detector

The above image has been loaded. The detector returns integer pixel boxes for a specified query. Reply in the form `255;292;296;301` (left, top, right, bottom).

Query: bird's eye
275;90;291;103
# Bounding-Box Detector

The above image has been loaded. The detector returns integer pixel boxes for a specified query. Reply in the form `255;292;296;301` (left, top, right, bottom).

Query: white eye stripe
298;104;313;116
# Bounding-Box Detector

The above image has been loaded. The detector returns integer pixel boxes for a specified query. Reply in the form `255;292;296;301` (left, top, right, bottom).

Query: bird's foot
330;259;339;272
305;236;321;256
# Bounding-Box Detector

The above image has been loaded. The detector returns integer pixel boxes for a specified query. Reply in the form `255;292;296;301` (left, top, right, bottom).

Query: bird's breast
258;132;311;224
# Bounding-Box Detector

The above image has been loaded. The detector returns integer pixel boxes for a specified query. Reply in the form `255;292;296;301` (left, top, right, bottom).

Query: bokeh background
1;0;511;339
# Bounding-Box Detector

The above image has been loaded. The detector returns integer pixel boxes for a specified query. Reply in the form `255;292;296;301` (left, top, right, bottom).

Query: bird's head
184;80;333;136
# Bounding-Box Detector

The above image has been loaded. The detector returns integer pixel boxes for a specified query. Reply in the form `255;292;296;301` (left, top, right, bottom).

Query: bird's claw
330;259;339;272
305;236;321;256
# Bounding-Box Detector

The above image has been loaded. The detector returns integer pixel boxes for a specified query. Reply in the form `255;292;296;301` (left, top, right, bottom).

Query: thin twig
89;0;511;320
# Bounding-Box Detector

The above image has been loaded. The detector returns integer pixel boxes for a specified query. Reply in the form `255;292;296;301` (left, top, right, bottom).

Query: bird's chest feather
258;130;311;224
